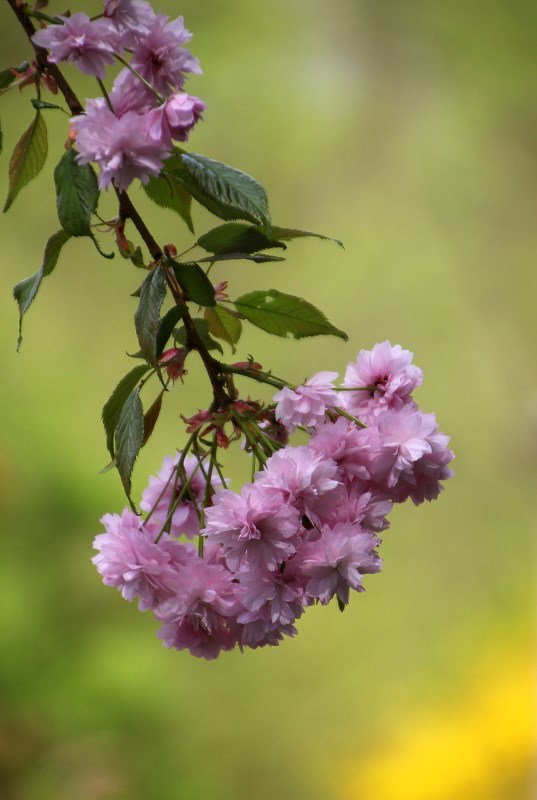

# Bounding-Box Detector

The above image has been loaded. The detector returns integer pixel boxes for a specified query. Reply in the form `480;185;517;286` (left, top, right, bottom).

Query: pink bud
158;347;188;380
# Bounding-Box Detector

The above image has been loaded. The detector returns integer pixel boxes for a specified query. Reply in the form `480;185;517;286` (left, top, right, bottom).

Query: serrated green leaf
233;289;348;341
141;390;164;447
196;252;285;264
175;318;224;355
196;223;285;255
13;229;71;349
3;111;47;212
204;305;242;352
174;153;271;234
156;303;187;358
54;148;99;236
269;226;344;249
135;266;167;367
115;387;144;502
102;364;150;458
143;170;194;234
171;261;215;307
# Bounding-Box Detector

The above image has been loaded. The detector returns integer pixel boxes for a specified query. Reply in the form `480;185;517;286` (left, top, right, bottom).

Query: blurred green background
0;1;535;798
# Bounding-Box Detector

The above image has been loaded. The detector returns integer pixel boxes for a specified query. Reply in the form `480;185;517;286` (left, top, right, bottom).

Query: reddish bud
164;243;177;257
214;280;229;301
158;347;188;381
232;361;262;371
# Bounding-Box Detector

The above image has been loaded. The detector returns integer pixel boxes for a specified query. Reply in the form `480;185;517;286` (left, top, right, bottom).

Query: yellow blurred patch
339;649;536;800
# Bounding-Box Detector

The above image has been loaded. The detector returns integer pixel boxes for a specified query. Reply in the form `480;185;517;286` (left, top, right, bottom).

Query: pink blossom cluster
33;1;204;190
93;342;454;659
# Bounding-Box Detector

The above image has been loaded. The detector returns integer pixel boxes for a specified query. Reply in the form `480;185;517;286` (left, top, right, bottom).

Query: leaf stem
220;363;294;392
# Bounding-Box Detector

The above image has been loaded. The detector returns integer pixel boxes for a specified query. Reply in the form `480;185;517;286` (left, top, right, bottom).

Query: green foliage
12;229;71;350
270;226;344;248
0;62;29;90
134;266;168;367
173;152;271;233
175;317;224;354
54;148;99;236
3;111;47;212
114;387;144;503
156;304;187;358
204;304;242;352
142;170;194;234
101;364;150;459
170;261;216;306
196;222;285;255
30;99;64;112
233;289;348;341
196;252;285;264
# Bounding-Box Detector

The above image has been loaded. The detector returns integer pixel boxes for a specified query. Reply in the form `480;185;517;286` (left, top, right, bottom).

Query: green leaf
90;232;114;259
196;223;285;255
102;364;150;458
143;170;194;234
135;266;167;367
204;305;242;352
196;252;285;264
30;99;64;112
0;62;29;91
175;153;271;233
141;390;164;447
13;229;71;349
170;261;215;307
175;318;224;355
270;226;344;249
3;111;48;212
115;387;144;502
156;303;187;358
233;289;348;341
54;148;99;236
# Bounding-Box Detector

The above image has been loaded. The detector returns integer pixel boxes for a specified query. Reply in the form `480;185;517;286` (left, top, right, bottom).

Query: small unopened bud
164;243;177;258
158;347;188;380
214;280;229;301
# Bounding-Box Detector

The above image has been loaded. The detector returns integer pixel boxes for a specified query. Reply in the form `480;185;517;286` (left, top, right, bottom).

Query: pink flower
140;453;221;538
310;417;372;481
298;523;382;605
237;566;305;627
342;341;423;422
71;100;170;191
32;13;120;79
323;481;393;533
92;508;194;610
368;407;454;503
109;68;157;117
130;14;201;94
148;92;205;145
104;0;155;48
203;484;301;571
155;558;240;659
257;444;340;521
274;371;340;431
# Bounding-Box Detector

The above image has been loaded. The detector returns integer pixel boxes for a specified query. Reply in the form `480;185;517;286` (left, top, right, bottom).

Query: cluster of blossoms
33;0;204;190
93;342;454;659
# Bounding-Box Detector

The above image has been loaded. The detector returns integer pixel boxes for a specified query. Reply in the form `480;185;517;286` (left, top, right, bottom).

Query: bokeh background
0;1;535;798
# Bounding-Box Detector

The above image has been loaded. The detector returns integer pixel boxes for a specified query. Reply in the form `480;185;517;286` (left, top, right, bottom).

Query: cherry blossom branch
6;0;229;409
